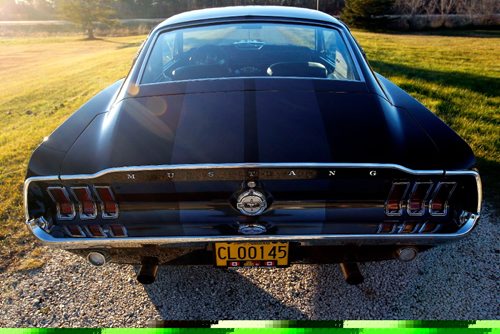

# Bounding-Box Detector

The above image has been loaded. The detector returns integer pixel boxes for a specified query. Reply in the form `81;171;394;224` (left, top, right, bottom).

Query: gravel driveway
1;204;498;327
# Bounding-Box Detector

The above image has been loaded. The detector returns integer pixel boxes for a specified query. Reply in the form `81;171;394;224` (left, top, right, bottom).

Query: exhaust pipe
339;262;364;285
87;251;107;267
137;257;159;284
396;247;418;262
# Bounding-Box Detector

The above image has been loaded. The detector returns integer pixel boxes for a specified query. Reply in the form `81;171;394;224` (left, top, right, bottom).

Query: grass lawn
0;31;498;272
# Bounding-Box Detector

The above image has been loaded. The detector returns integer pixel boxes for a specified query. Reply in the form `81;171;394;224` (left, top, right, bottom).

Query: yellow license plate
214;242;289;267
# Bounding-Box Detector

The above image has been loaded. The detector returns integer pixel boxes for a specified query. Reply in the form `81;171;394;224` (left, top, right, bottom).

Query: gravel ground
0;204;498;327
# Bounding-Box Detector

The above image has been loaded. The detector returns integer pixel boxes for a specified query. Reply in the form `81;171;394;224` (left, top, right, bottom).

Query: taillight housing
71;186;97;219
385;182;410;216
95;186;119;219
47;187;76;220
399;222;418;233
64;225;85;237
429;182;457;216
407;182;433;216
419;222;439;233
108;224;127;237
85;224;106;237
47;185;118;221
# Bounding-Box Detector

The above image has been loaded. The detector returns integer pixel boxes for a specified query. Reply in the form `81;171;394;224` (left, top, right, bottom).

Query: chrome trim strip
24;175;60;221
25;214;479;249
58;163;444;181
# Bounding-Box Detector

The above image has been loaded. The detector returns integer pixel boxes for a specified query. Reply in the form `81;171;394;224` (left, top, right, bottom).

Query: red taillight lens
419;222;439;233
95;186;119;219
400;222;418;233
377;223;395;233
64;225;85;237
47;187;75;220
71;187;97;219
385;182;410;216
430;182;457;216
407;182;433;216
108;224;127;237
86;224;106;237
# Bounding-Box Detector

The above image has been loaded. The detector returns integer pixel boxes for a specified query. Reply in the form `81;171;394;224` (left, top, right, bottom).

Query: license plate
214;242;289;267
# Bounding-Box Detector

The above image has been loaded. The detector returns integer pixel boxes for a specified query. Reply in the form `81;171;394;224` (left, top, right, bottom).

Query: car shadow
88;37;144;50
310;215;496;319
375;29;500;39
370;60;498;97
309;260;423;319
139;265;307;320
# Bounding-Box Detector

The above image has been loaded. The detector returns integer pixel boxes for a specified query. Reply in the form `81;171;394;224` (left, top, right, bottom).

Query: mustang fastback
24;6;482;284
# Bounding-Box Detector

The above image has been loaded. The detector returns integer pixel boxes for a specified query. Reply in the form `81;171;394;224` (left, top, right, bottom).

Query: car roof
155;6;342;29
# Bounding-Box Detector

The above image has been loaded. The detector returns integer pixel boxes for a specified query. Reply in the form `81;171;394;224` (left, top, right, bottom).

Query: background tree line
0;0;345;20
1;0;497;37
3;0;497;21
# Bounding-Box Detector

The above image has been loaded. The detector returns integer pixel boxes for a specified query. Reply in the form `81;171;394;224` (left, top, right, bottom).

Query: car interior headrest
172;64;229;81
267;62;328;78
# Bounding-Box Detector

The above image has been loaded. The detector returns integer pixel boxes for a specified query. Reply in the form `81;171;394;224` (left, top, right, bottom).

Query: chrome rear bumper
26;213;479;249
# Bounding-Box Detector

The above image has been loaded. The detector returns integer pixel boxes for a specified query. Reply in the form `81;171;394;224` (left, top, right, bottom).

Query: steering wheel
154;45;227;82
188;44;226;66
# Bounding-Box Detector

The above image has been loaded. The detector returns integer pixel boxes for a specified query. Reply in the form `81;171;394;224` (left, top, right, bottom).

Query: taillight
71;187;97;219
95;186;119;219
399;222;418;233
108;224;127;237
419;222;439;233
85;224;106;237
429;182;457;216
377;223;396;233
47;187;76;220
385;182;410;216
407;182;433;216
64;225;85;237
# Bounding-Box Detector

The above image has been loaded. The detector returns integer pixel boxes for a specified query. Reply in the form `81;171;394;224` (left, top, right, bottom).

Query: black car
24;6;482;285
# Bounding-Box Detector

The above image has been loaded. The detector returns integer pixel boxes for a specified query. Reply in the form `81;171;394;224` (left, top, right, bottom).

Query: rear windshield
141;23;360;84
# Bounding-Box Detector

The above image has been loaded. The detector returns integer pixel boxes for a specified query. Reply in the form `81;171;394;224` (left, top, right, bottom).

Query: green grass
353;30;500;198
0;31;498;272
0;36;145;272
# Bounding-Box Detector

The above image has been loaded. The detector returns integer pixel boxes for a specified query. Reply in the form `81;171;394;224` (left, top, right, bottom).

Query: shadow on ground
375;29;500;39
140;265;307;319
80;37;144;49
371;60;499;97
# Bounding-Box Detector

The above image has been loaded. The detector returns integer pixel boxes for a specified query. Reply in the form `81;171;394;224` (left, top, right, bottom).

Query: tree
56;0;116;39
341;0;395;29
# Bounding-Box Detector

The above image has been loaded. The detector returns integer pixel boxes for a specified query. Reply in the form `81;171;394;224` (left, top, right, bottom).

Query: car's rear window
141;23;360;84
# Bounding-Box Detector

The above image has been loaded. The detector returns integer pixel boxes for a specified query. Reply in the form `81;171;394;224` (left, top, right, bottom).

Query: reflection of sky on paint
96;103;121;161
97;97;172;161
381;103;405;150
